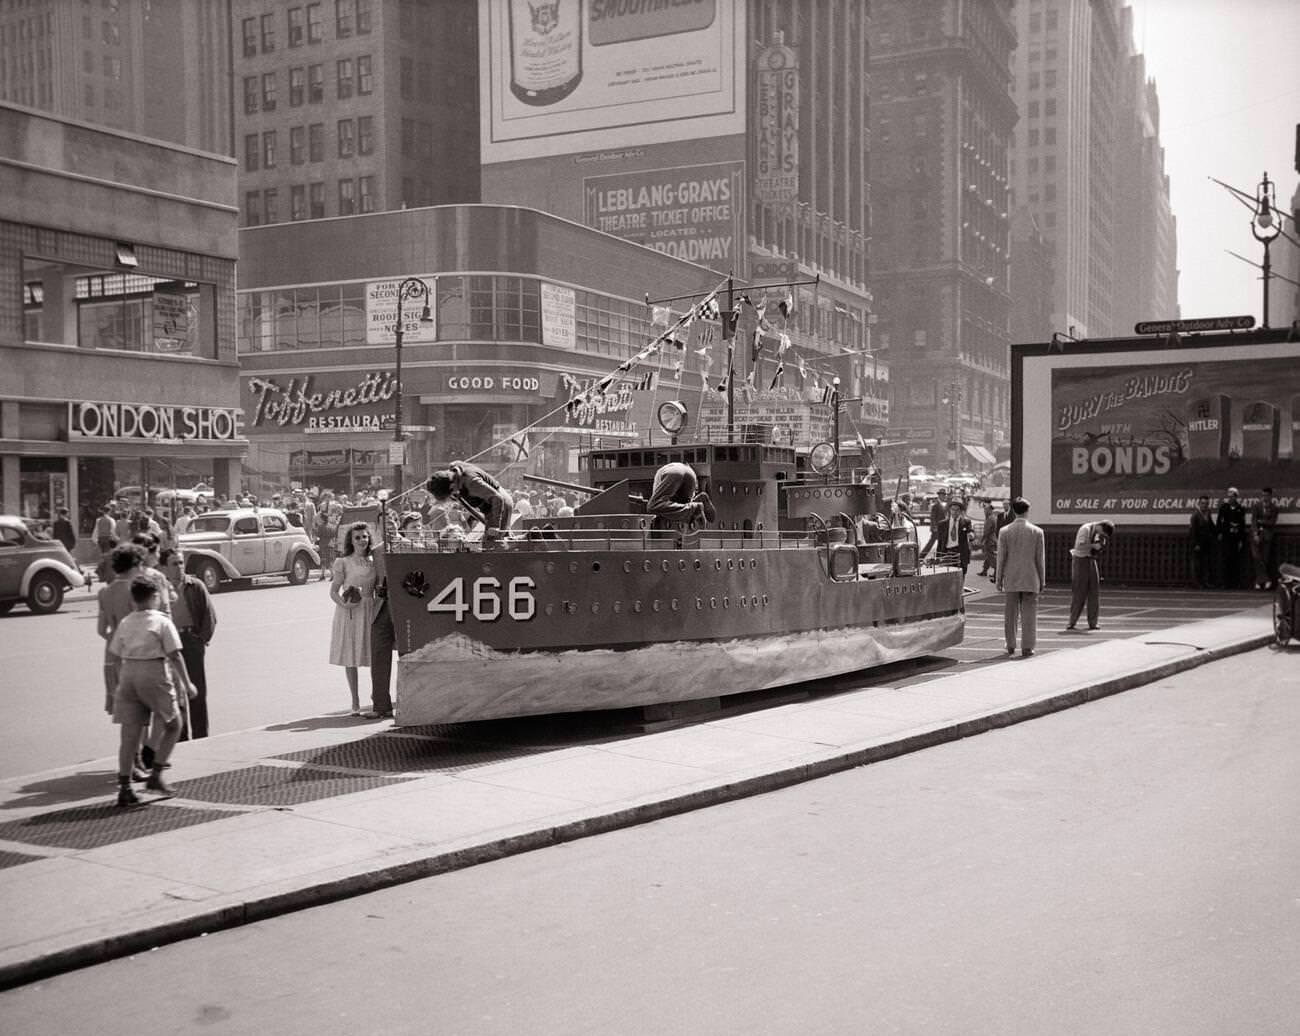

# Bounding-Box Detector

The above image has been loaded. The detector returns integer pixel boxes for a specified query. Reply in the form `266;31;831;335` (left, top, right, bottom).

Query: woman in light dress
328;522;377;715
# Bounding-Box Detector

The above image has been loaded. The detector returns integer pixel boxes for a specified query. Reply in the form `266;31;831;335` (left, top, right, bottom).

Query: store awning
963;443;997;466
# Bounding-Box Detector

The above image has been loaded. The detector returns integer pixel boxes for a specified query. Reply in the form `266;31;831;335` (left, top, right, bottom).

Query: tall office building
232;0;479;225
868;0;1016;468
0;0;232;155
1111;7;1177;331
1010;0;1176;341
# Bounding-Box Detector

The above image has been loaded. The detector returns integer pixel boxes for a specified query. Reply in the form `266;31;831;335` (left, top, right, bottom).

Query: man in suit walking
996;496;1045;658
920;499;974;577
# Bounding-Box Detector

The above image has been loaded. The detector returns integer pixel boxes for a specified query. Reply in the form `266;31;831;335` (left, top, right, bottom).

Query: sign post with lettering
753;40;799;205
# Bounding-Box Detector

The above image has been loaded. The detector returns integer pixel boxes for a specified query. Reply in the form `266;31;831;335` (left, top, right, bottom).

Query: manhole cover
173;765;413;807
0;803;244;851
272;736;542;775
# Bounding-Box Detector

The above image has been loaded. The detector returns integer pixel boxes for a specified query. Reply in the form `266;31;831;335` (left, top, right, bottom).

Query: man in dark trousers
1216;487;1248;589
645;461;717;526
159;547;216;739
1250;486;1280;590
1064;519;1115;631
1189;495;1217;588
365;509;401;720
921;499;974;577
427;461;514;540
52;506;77;553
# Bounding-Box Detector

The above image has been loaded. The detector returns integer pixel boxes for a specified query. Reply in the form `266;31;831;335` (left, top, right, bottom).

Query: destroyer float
383;438;964;725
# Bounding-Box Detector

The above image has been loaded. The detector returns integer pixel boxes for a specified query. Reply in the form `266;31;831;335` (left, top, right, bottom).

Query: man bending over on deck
646;462;717;527
427;462;514;540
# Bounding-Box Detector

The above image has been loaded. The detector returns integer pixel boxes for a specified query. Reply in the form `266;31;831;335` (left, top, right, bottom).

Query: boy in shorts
108;575;197;807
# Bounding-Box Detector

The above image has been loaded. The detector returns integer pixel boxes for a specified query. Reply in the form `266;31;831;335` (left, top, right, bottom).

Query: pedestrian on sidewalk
1064;519;1114;631
1250;487;1280;590
329;522;377;716
160;547;217;739
978;500;998;578
996;497;1044;658
1217;487;1248;588
107;575;197;807
1189;495;1217;588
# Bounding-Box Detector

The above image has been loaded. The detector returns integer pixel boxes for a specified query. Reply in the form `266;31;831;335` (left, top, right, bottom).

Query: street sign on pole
387;441;406;466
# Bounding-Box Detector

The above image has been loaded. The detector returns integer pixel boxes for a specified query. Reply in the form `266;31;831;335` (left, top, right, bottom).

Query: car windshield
187;515;231;534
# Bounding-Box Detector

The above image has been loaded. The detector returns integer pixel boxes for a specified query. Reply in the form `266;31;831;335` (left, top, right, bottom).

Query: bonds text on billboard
584;161;743;270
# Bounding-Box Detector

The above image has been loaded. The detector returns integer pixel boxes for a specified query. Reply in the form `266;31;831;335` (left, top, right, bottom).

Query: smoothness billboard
480;0;746;163
1018;340;1300;524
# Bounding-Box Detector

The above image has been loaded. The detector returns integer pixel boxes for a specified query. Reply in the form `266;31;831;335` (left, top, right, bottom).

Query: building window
244;133;259;172
1028;100;1039;118
1028;128;1039;146
308;122;324;162
1028;71;1039;90
337;118;355;157
1044;127;1056;145
307;2;323;43
261;72;277;110
264;188;279;224
241;16;256;55
290;126;305;164
291;185;307;221
289;66;305;106
339;178;356;215
1044;183;1056;202
101;21;119;45
288;6;304;47
242;76;258;114
103;55;121;79
1045;155;1056;172
357;0;371;33
245;191;262;227
1046;9;1058;29
401;117;413;156
337;58;353;99
336;0;353;37
308;63;323;102
262;130;276;168
358;175;375;213
309;181;325;218
260;12;275;51
1045;98;1056;116
357;55;372;94
1045;69;1056;88
357;115;373;154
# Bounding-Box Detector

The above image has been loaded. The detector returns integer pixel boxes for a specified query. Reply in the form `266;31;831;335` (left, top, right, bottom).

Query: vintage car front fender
284;543;321;568
183;547;242;579
20;558;86;596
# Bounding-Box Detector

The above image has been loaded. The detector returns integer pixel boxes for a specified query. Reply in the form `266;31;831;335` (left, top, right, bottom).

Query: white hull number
428;576;537;622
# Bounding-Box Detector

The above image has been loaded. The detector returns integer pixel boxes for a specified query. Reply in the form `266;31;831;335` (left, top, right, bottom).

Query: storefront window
74;275;206;356
437;276;469;340
19;457;68;529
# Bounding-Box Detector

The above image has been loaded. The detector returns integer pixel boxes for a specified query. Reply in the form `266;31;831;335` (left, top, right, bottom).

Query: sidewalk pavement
0;606;1276;989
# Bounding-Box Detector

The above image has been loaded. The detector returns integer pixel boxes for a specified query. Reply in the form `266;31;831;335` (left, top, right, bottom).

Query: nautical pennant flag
768;361;785;391
778;290;795;320
651;305;672;328
751;328;764;363
797;354;808;381
508;431;530;461
696;293;720;321
777;332;791;356
635;369;657;391
821;382;835;405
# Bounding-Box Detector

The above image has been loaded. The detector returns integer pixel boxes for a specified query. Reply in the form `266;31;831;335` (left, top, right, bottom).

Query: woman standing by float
328;522;377;716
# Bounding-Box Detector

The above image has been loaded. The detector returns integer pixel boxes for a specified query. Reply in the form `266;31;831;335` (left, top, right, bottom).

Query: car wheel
26;573;65;615
1275;589;1293;647
287;552;311;585
0;601;14;617
196;561;223;594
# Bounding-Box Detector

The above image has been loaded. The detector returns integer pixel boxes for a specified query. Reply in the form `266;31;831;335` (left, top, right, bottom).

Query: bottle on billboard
509;0;583;107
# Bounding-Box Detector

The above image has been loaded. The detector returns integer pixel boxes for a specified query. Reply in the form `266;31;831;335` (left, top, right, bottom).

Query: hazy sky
1127;0;1300;324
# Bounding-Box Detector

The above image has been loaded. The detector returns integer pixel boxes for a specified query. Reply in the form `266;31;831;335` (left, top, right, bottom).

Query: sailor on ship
426;462;515;540
645;462;718;527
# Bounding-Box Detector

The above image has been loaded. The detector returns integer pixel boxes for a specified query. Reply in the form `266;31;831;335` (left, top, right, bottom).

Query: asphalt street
2;647;1296;1035
0;577;1271;778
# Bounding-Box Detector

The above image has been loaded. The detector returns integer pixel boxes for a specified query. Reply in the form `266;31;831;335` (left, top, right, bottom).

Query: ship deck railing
387;527;822;554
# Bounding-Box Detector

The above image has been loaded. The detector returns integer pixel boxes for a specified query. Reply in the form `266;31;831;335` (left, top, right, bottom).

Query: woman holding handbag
328;522;377;716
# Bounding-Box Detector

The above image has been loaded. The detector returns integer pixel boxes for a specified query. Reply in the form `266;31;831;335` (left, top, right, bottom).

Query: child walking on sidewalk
107;575;197;807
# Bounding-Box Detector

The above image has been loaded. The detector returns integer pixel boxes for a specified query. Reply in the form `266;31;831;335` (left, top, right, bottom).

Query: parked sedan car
0;515;86;615
178;507;320;592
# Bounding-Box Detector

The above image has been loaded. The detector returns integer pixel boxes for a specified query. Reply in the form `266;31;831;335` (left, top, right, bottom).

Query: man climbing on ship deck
427;461;514;541
645;461;718;527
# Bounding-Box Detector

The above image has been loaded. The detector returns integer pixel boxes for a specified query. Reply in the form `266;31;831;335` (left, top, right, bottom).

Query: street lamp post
391;277;433;493
1251;172;1282;329
941;381;962;468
